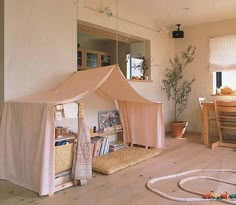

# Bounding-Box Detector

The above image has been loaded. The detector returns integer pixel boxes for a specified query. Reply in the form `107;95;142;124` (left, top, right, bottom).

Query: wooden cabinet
77;50;82;68
77;48;112;71
86;52;98;68
100;53;112;67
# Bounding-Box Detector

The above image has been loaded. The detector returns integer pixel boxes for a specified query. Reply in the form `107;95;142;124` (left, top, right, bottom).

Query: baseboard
165;131;202;136
165;131;171;135
185;131;201;135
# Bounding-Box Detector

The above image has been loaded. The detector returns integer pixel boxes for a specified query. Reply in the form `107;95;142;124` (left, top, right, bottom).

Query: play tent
0;65;164;195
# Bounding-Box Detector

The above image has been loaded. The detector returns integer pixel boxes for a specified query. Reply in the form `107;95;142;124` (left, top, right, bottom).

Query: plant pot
170;121;188;138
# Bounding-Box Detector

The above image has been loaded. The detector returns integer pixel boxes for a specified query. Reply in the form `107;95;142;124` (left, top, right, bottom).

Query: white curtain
209;34;236;72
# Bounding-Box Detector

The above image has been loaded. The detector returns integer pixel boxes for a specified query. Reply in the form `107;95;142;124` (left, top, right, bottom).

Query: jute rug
92;147;161;175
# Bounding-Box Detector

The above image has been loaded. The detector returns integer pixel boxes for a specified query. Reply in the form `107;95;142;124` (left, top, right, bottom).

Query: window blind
209;34;236;72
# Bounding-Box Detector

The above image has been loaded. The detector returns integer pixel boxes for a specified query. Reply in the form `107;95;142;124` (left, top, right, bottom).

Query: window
214;70;236;91
210;35;236;93
126;54;144;79
77;22;150;79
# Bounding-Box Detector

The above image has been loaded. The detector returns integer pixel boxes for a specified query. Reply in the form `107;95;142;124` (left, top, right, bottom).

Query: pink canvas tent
0;65;164;196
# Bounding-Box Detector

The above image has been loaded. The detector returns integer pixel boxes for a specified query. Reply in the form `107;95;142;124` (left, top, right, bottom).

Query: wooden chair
198;97;217;144
198;97;206;111
212;100;236;149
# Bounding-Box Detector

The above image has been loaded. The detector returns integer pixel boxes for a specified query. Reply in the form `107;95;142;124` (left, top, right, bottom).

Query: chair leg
218;128;223;143
211;140;220;149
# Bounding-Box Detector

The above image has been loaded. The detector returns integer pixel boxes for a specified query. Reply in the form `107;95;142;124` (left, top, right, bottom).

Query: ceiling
78;0;236;40
118;0;236;29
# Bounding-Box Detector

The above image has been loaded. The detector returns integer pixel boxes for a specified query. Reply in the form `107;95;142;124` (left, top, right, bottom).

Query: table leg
202;105;209;145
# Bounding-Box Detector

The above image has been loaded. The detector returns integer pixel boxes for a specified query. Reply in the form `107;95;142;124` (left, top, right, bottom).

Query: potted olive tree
161;45;196;138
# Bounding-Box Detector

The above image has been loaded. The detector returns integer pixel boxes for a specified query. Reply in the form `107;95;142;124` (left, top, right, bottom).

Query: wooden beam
55;181;75;192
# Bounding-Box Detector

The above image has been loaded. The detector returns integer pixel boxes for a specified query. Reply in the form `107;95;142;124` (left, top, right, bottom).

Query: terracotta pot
170;121;188;138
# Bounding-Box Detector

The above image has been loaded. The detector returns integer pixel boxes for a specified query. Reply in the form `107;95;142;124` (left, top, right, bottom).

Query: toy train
203;191;236;200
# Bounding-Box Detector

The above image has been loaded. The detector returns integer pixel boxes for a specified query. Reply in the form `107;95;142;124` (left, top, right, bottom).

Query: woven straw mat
92;147;161;175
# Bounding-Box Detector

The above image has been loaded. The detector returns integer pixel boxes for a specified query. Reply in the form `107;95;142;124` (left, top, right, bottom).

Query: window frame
216;72;222;88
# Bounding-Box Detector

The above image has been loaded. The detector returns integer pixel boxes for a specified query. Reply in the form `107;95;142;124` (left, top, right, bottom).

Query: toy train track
146;169;236;204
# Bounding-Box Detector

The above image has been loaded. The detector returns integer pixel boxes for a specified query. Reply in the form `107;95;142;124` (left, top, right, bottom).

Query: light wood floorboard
1;133;236;205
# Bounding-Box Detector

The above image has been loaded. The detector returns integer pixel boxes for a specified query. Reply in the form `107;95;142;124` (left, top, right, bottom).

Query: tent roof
13;65;159;104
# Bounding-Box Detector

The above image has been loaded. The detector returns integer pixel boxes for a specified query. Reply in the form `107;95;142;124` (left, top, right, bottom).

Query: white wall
4;0;77;101
174;18;236;132
4;0;236;133
3;0;174;131
0;0;3;102
80;93;116;130
55;93;116;132
78;1;175;130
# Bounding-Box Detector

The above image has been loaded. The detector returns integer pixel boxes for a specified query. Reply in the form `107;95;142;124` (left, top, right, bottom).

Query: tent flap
0;102;55;196
118;101;165;148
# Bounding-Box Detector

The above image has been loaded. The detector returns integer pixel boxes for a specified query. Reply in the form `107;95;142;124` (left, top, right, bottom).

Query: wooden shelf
55;131;123;140
211;94;236;96
90;130;123;138
128;79;153;83
55;170;71;178
55;135;76;142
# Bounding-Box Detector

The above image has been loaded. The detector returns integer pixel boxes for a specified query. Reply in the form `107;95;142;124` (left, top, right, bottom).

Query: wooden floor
1;133;236;205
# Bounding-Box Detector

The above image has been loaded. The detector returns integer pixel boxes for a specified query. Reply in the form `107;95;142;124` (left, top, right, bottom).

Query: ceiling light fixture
172;24;184;38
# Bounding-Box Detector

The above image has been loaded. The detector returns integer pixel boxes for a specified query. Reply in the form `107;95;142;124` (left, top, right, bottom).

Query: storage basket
55;143;74;174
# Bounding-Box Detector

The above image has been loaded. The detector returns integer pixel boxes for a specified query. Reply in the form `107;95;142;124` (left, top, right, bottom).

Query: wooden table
202;102;214;145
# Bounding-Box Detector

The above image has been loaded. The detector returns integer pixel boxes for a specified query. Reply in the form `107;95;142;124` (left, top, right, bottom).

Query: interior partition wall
0;0;4;102
4;0;77;101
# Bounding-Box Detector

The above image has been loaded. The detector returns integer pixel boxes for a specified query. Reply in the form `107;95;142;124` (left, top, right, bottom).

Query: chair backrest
214;100;236;144
214;100;236;117
198;97;206;112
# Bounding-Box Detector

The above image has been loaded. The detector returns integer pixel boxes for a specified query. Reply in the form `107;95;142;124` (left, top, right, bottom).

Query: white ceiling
119;0;236;29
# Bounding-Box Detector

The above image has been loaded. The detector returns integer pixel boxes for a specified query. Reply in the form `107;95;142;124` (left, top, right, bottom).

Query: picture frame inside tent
98;110;121;132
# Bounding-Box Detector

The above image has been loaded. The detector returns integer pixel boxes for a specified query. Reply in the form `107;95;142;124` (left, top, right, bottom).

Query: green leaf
161;45;196;121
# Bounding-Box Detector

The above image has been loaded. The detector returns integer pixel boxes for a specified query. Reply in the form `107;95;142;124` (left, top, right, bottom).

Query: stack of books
109;141;129;152
91;136;110;157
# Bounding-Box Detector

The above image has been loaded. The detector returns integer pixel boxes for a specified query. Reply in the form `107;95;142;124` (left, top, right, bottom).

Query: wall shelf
90;130;123;138
55;170;71;178
128;79;153;83
55;135;76;142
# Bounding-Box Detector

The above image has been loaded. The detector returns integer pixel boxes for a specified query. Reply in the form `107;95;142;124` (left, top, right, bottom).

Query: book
109;144;129;152
99;137;106;156
103;138;110;155
91;137;102;157
90;142;95;157
109;141;129;148
109;141;129;152
94;139;102;157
